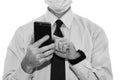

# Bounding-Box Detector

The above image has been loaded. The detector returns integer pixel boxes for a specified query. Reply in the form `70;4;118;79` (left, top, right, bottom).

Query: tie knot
56;19;63;28
54;19;64;37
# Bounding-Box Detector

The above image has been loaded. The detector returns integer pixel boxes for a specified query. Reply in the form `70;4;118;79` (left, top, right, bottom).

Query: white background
0;0;120;80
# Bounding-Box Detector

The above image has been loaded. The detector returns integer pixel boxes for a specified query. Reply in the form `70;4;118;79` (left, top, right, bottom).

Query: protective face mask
45;0;72;13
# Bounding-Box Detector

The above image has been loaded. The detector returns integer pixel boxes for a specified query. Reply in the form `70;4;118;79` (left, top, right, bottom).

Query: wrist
68;51;80;60
21;59;34;74
68;50;86;65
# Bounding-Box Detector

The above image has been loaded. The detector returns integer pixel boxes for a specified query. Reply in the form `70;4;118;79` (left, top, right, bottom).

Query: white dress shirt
3;8;113;80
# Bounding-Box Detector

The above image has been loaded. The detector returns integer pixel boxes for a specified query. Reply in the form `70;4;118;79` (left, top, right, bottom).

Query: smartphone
34;21;52;48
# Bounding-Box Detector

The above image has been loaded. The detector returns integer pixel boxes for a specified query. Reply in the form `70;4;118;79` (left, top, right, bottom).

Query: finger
41;49;54;58
61;40;71;50
54;37;66;44
44;54;53;61
54;38;67;52
57;38;67;43
33;35;49;47
58;41;63;51
39;43;55;53
55;39;59;50
55;50;67;59
39;54;53;63
55;38;66;50
62;44;69;52
59;40;69;52
52;35;60;40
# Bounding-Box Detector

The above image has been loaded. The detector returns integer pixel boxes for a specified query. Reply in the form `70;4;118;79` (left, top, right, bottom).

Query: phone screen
34;21;52;48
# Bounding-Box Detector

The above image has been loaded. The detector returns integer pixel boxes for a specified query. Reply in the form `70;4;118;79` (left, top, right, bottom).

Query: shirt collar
45;7;73;29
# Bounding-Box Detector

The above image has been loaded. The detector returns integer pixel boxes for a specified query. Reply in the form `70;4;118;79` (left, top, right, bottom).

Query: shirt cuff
69;59;97;80
12;64;33;80
68;50;86;65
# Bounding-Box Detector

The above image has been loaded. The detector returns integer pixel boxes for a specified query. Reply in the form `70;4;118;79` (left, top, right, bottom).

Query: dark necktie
50;19;65;80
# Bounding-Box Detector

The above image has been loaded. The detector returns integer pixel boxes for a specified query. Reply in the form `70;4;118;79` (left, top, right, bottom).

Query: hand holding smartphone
21;22;55;74
34;21;53;47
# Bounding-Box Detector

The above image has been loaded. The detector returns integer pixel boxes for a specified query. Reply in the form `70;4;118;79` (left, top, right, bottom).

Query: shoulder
15;14;46;35
73;14;106;37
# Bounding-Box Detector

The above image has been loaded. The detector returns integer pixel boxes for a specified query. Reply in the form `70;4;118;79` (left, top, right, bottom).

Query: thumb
52;35;60;40
29;34;35;45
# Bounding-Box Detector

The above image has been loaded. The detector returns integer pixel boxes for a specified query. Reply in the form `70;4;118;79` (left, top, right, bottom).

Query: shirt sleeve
69;21;113;80
3;27;33;80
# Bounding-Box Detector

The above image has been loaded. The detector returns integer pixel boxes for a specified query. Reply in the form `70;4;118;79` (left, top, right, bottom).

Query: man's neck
48;7;71;18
